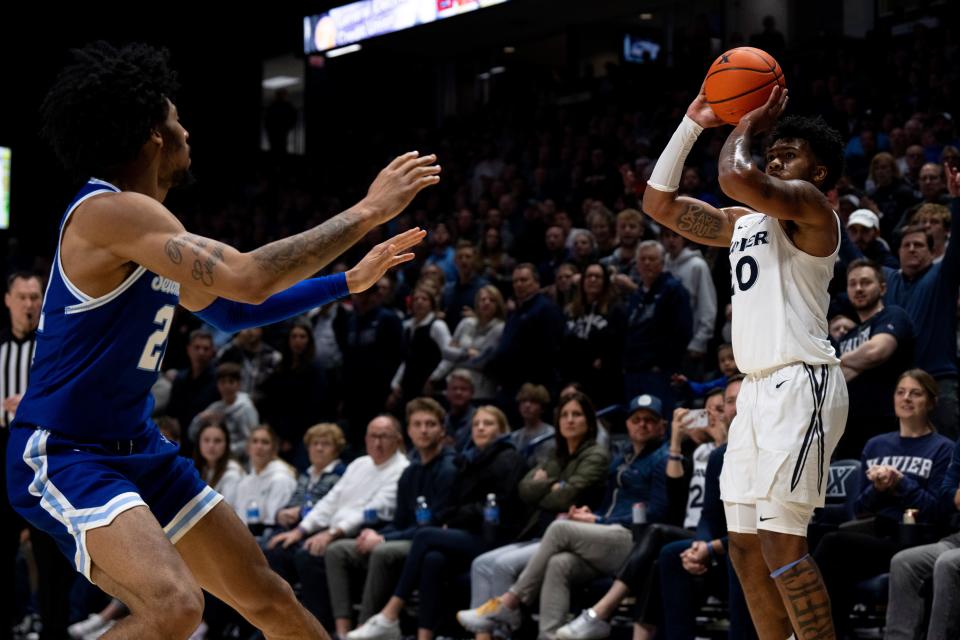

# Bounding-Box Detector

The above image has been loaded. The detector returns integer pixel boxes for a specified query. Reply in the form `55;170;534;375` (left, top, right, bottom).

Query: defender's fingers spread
388;151;418;170
401;155;438;175
400;152;431;173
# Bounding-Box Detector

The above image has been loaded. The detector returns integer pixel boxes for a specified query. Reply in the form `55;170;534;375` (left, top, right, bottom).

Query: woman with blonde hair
234;425;297;537
275;423;348;531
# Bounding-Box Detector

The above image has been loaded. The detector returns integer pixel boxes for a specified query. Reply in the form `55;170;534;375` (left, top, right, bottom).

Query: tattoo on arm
165;237;186;265
167;234;227;287
774;558;834;639
167;207;369;296
677;204;724;240
252;214;357;275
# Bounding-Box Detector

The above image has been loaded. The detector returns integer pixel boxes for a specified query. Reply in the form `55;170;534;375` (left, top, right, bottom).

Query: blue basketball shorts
5;424;222;580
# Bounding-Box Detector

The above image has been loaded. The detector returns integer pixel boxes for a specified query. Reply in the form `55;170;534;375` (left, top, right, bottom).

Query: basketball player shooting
643;81;848;638
6;42;439;639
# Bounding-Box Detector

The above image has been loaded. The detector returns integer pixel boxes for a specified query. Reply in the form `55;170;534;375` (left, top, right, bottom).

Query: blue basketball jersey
15;179;181;440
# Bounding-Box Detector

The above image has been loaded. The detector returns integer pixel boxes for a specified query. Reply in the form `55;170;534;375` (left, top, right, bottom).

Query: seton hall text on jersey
151;275;181;296
729;230;769;255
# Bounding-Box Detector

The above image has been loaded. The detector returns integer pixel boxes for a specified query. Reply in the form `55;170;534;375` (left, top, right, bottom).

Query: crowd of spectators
7;12;960;640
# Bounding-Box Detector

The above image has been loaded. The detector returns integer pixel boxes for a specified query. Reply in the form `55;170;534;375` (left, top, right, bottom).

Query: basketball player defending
643;85;847;640
6;43;439;639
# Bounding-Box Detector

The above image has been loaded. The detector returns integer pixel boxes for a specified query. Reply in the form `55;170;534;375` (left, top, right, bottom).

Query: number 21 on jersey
138;304;175;372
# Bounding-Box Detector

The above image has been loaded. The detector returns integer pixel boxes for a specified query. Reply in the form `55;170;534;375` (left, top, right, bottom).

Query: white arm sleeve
647;116;704;193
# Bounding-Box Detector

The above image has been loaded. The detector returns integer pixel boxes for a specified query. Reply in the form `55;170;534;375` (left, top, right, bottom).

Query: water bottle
246;500;262;525
632;502;647;525
246;500;264;536
483;493;500;543
631;502;647;542
415;495;431;526
900;508;920;547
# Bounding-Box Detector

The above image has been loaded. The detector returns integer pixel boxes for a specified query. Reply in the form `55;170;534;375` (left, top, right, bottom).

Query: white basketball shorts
720;362;848;534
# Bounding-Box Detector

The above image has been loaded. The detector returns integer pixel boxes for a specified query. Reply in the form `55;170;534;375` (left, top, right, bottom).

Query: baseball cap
626;394;664;419
847;209;880;230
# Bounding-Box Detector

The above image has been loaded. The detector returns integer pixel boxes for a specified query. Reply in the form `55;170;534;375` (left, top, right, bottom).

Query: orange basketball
704;47;785;125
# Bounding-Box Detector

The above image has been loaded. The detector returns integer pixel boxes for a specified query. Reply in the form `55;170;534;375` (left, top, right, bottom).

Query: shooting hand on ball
738;85;789;134
686;83;727;129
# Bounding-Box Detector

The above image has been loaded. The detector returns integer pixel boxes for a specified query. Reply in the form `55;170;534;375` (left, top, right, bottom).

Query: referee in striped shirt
0;271;41;426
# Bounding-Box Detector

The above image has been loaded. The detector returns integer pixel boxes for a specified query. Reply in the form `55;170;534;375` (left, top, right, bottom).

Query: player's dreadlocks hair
769;115;845;192
40;42;179;180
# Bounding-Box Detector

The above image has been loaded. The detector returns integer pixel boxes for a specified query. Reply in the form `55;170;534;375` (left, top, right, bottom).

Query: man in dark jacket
166;329;219;455
488;264;565;411
443;241;489;331
623;241;693;415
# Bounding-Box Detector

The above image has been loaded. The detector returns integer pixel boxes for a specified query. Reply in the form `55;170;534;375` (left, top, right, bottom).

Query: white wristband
647;115;703;193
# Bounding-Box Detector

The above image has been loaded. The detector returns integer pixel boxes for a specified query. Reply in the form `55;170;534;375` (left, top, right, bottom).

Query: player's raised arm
717;86;835;230
90;152;439;305
642;87;745;248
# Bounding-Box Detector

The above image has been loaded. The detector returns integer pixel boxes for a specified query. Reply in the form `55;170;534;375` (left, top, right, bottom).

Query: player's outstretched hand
686;83;727;129
739;85;788;134
346;227;427;293
363;152;442;224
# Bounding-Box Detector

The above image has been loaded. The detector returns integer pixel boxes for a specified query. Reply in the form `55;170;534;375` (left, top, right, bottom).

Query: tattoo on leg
677;204;723;239
774;558;835;640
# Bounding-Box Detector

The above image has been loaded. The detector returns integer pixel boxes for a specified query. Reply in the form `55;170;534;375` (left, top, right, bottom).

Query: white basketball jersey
728;212;840;374
684;441;716;529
